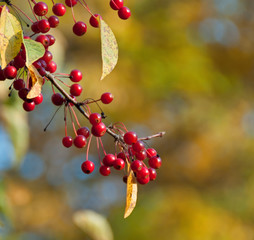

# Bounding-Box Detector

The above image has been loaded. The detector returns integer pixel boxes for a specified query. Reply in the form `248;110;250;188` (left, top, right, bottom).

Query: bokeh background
1;0;254;239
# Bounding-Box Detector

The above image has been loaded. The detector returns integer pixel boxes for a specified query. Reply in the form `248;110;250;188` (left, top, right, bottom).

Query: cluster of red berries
80;130;161;185
109;0;131;20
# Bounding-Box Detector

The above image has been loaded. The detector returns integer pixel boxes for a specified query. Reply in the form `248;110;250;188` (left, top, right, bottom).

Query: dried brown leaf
26;65;43;99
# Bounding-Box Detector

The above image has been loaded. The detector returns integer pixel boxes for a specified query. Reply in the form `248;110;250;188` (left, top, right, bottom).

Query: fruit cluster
0;0;163;186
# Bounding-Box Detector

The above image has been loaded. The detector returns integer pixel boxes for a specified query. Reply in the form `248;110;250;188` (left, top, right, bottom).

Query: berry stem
64;105;68;137
86;135;93;161
77;0;93;16
67;105;77;136
11;4;34;23
69;105;81;128
99;137;107;155
138;132;166;141
96;138;102;165
27;0;39;21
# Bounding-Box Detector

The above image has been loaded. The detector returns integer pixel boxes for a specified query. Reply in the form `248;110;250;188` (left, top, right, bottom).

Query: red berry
13;79;25;90
4;66;17;79
73;21;87;36
89;14;100;28
46;61;57;73
70;84;82;96
135;150;147;161
42;51;53;63
18;88;29;100
99;165;111;176
13;54;25;69
101;92;113;104
74;135;87;148
131;160;142;172
23;101;35;112
31;22;40;33
34;2;48;16
148;156;162;169
46;34;56;46
37;19;50;33
0;70;5;81
91;122;106;137
124;131;138;145
39;59;47;68
65;0;77;7
89;113;102;125
81;161;94;174
110;0;124;10
51;93;64;106
137;176;150;185
117;152;128;160
132;140;145;152
113;158;125;170
48;15;59;28
33;93;43;105
123;175;128;183
118;6;131;20
77;127;90;138
103;154;116;167
137;167;149;179
148;168;157;181
147;148;157;158
52;3;66;16
70;69;82;82
35;35;50;48
62;136;73;148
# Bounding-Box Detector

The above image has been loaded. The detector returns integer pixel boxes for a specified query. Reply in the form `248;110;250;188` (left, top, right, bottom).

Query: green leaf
99;18;118;80
0;5;23;69
23;38;45;67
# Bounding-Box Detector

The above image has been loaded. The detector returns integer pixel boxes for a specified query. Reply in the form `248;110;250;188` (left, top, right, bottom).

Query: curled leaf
26;65;43;99
23;38;45;67
0;6;23;69
124;161;138;218
98;17;118;80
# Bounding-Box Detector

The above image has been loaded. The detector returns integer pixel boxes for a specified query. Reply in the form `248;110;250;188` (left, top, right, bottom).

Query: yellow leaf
0;6;23;69
98;17;118;80
124;161;138;218
26;65;43;99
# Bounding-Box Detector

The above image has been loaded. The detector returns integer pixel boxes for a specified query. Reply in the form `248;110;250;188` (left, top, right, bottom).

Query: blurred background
1;0;254;239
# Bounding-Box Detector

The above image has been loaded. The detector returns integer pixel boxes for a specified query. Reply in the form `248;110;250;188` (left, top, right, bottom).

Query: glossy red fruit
74;135;87;148
131;160;142;172
137;167;149;179
33;93;43;105
81;161;94;174
117;152;128;160
70;84;82;96
101;92;114;104
77;127;90;138
148;168;157;181
99;165;111;176
65;0;77;7
118;6;131;20
110;0;124;10
70;69;82;82
89;14;100;28
4;66;17;79
91;122;106;137
135;150;147;161
62;136;73;148
35;35;50;48
13;79;25;90
73;21;87;36
18;88;29;100
103;154;116;167
113;158;125;170
137;176;150;185
34;2;48;16
48;15;59;28
132;140;145;152
89;113;102;125
37;19;50;33
46;61;57;73
147;148;157;158
46;34;56;46
13;54;25;69
52;3;66;16
31;22;40;33
0;70;5;81
148;156;162;169
23;101;35;112
51;93;64;106
42;51;53;63
124;131;138;145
